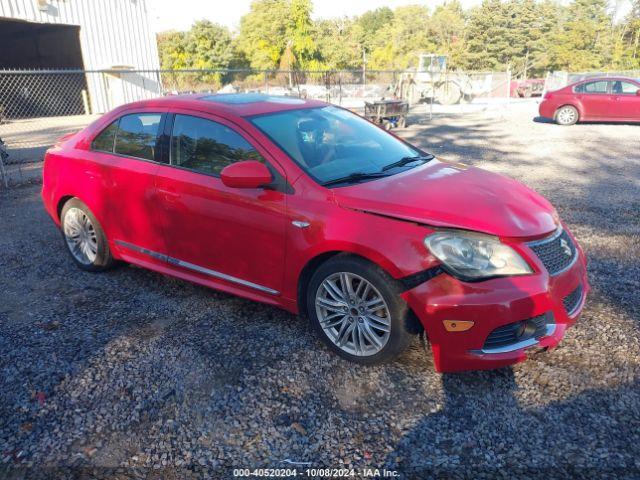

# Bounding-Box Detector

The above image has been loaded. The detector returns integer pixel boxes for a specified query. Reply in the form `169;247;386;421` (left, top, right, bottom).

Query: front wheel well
296;252;424;334
297;251;343;318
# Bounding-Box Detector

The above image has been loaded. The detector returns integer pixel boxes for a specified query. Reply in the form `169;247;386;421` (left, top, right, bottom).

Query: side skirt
114;239;280;296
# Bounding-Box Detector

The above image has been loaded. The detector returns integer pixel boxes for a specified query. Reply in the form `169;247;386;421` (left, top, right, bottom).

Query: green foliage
158;0;640;78
429;1;467;68
369;5;436;69
238;0;290;70
548;0;612;71
313;18;362;70
157;31;189;70
356;7;394;54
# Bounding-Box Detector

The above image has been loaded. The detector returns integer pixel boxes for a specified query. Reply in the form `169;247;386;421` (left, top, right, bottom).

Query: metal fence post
156;70;162;96
0;148;7;188
429;72;433;121
505;67;512;117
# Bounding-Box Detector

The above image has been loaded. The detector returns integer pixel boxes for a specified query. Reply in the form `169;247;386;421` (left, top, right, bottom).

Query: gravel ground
1;101;639;479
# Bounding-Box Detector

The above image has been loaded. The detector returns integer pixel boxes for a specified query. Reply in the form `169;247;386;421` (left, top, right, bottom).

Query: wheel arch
56;195;76;220
554;103;581;122
297;251;407;317
295;251;422;336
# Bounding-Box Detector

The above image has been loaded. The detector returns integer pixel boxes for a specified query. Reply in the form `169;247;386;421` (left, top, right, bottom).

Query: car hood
332;159;558;238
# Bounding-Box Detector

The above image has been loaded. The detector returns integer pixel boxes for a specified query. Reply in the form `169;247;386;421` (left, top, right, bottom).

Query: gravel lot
1;101;639;479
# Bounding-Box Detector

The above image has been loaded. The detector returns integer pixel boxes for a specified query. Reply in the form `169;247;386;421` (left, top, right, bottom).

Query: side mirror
636;89;640;96
220;160;272;189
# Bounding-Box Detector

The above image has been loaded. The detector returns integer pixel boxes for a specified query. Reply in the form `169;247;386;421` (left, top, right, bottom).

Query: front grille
528;229;577;276
563;284;583;315
483;313;551;350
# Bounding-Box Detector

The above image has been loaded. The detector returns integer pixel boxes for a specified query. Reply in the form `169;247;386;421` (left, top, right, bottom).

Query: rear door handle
157;188;180;202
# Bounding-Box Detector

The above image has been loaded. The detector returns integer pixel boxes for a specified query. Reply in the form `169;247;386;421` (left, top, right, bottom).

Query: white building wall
0;0;161;112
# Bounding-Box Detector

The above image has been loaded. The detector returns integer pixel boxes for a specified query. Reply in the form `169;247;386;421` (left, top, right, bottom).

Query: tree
157;0;635;79
157;21;236;90
369;5;435;69
185;21;235;71
429;1;467;68
288;0;317;68
548;0;612;71
313;18;362;69
157;30;189;70
356;7;394;55
615;0;640;68
238;0;290;70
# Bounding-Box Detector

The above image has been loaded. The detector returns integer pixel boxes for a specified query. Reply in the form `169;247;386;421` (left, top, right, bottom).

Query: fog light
443;320;474;332
516;320;537;339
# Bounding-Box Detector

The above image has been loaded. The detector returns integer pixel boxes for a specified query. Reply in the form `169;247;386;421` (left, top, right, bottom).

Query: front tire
60;198;114;272
307;256;414;365
555;105;579;125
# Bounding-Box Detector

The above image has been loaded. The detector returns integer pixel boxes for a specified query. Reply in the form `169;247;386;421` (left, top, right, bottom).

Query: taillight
543;91;553;100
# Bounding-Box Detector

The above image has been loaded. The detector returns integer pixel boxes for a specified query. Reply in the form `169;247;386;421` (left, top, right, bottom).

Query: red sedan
42;94;589;372
539;76;640;125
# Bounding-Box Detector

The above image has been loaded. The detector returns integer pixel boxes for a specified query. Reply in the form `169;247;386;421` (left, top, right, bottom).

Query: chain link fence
0;67;514;177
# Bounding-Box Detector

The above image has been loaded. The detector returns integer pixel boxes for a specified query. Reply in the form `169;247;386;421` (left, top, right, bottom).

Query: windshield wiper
381;154;434;171
321;171;391;187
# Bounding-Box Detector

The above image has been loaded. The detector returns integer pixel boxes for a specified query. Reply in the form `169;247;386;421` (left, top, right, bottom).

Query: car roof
115;93;328;119
573;76;640;84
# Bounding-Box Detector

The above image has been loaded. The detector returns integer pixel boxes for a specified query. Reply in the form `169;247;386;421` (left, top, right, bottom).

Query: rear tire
60;198;114;272
555;105;579;126
307;256;414;365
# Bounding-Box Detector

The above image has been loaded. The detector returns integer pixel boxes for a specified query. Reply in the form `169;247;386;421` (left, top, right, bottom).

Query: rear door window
577;81;609;94
114;113;162;161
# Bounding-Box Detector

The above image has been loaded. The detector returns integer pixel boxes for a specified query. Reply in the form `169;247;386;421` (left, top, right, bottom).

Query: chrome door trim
115;240;280;295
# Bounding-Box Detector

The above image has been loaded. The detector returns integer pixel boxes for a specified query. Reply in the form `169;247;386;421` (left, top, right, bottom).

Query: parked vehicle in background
511;78;545;98
42;93;589;373
539;77;640;125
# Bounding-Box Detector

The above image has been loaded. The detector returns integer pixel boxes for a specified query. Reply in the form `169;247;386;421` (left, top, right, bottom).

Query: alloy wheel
63;207;98;265
557;107;577;125
315;272;391;356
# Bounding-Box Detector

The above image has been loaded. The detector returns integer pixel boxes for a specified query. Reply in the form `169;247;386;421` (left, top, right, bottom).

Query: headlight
424;230;533;280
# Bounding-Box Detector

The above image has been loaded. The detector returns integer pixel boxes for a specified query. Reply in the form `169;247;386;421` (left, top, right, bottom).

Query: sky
149;0;481;33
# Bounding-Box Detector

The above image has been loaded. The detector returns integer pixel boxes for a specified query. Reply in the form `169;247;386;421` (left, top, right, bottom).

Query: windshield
250;106;428;186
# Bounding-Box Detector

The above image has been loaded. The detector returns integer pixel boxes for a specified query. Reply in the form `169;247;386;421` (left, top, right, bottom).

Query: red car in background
42;94;589;372
539;77;640;125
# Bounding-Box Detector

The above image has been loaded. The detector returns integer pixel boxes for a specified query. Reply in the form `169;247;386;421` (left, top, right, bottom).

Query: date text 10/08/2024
233;468;400;477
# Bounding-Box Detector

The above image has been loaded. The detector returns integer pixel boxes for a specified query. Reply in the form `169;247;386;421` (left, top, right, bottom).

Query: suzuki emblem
560;238;572;257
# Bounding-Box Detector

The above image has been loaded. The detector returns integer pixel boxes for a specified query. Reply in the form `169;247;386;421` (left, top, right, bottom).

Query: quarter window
113;113;162;161
91;120;118;153
611;80;639;94
170;114;264;176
